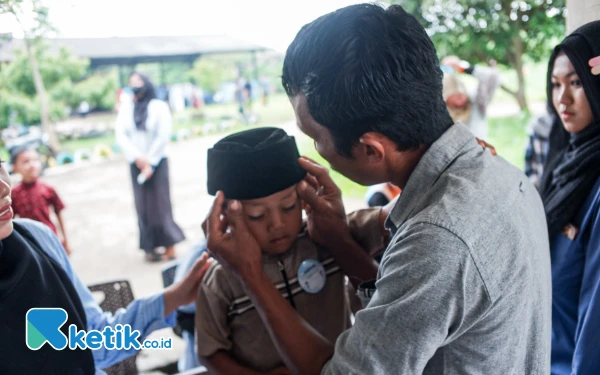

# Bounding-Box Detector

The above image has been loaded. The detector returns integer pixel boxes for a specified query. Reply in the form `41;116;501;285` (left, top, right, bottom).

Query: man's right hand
297;157;352;249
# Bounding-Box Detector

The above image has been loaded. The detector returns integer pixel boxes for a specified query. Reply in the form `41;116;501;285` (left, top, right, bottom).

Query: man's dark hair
282;3;453;157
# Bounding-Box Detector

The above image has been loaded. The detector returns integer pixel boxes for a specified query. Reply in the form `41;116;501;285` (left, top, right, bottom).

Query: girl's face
551;52;594;134
0;158;14;240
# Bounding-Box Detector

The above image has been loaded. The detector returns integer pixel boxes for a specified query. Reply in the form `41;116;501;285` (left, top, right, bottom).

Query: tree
0;46;88;128
1;0;60;149
393;0;566;112
0;46;118;131
188;56;238;93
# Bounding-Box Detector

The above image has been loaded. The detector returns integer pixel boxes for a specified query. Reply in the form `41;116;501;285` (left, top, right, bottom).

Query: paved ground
31;121;365;373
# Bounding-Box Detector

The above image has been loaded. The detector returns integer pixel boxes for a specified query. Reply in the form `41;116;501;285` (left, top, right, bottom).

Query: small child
10;146;71;255
195;127;386;374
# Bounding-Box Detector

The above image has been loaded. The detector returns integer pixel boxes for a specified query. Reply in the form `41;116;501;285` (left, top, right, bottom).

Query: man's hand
163;252;212;317
590;55;600;76
206;191;263;279
296;157;351;248
475;138;497;156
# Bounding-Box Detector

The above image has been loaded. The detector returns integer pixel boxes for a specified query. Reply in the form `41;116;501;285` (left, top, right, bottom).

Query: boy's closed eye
248;213;265;221
246;203;298;221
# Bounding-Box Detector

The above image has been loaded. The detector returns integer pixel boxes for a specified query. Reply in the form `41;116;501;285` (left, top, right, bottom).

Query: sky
0;0;372;53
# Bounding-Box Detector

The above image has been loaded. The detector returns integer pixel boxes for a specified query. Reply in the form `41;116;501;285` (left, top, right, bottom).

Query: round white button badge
297;259;326;294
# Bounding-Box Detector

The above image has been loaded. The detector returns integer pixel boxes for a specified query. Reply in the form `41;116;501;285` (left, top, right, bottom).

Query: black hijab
540;20;600;237
0;221;95;374
131;72;157;130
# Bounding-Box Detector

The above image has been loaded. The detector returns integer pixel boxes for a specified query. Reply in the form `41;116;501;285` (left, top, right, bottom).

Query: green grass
295;133;368;200
59;93;296;153
487;113;531;169
60;135;116;153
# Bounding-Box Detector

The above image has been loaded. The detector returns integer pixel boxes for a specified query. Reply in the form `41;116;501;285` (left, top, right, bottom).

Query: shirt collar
386;123;476;232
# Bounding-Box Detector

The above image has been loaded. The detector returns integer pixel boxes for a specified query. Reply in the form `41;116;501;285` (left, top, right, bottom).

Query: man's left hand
475;138;497;155
297;157;351;248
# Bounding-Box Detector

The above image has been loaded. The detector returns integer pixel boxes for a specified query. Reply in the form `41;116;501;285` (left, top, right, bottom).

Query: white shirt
115;98;172;166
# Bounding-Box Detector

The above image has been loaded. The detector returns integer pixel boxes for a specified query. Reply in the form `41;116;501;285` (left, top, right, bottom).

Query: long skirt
130;158;185;253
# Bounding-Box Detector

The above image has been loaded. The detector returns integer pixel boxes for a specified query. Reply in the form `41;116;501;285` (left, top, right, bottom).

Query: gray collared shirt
323;123;552;374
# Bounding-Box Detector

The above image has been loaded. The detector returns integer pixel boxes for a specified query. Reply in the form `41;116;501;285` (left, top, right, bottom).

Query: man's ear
357;132;386;164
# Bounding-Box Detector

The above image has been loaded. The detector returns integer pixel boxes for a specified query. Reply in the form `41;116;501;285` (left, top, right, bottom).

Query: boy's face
239;185;303;255
14;149;41;182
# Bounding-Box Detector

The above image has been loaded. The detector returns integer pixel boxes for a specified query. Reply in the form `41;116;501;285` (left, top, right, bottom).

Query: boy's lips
270;235;290;244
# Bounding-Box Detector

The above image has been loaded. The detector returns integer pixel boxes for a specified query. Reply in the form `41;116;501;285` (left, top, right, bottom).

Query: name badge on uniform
297;259;326;294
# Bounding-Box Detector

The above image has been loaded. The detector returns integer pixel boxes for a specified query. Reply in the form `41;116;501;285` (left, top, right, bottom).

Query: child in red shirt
10;147;71;255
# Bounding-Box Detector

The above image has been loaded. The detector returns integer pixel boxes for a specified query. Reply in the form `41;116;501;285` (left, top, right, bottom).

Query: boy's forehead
240;185;299;207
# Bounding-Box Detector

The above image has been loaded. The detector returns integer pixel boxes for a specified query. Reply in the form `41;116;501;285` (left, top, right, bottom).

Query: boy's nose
269;214;285;231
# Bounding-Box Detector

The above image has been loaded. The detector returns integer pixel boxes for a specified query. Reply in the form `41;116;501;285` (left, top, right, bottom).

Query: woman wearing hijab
539;20;600;375
116;72;185;262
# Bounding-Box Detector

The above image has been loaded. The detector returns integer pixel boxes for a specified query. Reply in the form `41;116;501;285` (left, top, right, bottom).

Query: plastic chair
162;262;184;338
161;262;178;289
88;280;138;375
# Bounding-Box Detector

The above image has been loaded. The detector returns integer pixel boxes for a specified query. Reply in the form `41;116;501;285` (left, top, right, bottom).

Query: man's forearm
243;269;334;375
324;234;378;288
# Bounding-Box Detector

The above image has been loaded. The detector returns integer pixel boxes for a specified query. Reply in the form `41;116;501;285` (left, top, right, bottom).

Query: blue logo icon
26;308;69;350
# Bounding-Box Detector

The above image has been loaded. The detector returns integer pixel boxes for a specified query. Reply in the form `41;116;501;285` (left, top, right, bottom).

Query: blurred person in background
442;56;501;140
10;146;71;255
539;21;600;375
524;111;553;189
364;182;401;207
116;72;185;262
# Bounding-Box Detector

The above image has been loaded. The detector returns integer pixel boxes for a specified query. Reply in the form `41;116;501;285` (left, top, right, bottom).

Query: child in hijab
196;127;388;375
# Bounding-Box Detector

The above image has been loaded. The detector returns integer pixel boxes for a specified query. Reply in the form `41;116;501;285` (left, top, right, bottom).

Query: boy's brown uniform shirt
195;207;385;372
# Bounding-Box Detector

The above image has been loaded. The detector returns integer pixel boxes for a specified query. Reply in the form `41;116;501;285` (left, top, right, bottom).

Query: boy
196;127;387;375
10;146;71;255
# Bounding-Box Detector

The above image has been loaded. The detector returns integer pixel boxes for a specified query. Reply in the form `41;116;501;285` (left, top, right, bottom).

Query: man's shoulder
13;218;55;240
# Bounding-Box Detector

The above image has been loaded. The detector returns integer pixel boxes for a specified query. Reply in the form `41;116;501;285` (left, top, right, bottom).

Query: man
205;4;551;375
